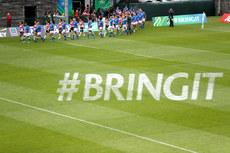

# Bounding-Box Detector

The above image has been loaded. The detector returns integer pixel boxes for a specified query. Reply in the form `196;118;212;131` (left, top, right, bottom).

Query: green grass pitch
0;16;230;153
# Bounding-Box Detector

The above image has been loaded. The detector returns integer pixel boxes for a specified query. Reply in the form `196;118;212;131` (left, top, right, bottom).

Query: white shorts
142;18;145;22
139;20;142;24
24;33;30;37
115;25;119;29
62;30;66;34
99;27;103;30
88;28;93;32
37;32;41;36
123;25;127;28
74;28;78;32
50;31;54;34
135;22;138;25
109;26;113;29
131;22;135;25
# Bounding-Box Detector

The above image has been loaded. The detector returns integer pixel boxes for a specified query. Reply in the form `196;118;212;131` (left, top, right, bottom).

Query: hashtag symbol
57;73;81;101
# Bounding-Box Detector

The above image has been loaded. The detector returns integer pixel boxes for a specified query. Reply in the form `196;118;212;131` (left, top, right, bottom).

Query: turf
0;16;230;153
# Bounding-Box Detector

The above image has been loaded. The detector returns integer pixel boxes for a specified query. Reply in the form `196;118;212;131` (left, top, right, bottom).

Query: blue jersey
129;9;135;12
109;19;114;26
25;26;30;33
37;25;41;32
99;20;103;27
114;18;119;25
136;11;139;15
138;14;142;20
142;12;146;18
88;21;92;28
50;24;54;31
73;21;78;28
134;16;138;22
122;18;127;25
115;9;119;15
62;22;67;30
123;7;128;12
131;16;135;22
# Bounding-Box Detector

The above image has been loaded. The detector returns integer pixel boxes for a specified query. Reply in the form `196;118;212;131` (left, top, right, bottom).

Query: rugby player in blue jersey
122;15;128;35
35;22;44;43
138;12;143;30
109;16;114;37
62;20;67;40
113;16;119;37
87;18;95;39
23;23;30;43
141;9;146;28
99;18;104;38
49;20;55;41
72;18;79;40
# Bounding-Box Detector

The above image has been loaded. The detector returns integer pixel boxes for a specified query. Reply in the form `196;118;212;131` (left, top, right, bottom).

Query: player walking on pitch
44;20;50;39
87;18;95;39
49;20;55;41
19;21;24;41
72;18;79;40
35;22;44;43
23;23;31;43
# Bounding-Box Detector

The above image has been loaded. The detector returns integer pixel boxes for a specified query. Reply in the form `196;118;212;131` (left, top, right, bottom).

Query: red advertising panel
220;13;230;23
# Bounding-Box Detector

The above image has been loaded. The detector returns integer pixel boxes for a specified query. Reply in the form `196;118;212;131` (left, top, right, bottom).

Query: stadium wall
116;0;215;21
0;0;57;27
216;0;230;15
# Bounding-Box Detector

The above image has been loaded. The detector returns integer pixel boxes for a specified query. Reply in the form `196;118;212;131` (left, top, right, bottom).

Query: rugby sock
76;35;79;39
123;30;125;35
100;33;103;37
21;37;23;41
36;37;38;42
44;35;46;39
34;36;36;40
72;34;75;39
52;36;54;41
59;34;61;38
28;38;30;43
113;33;116;37
109;32;112;37
91;34;95;38
79;32;81;36
87;34;89;39
64;35;66;40
23;38;26;42
142;24;144;29
41;37;44;41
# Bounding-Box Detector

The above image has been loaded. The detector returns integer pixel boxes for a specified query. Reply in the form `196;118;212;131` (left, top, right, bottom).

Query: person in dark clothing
103;8;109;18
168;8;174;27
127;14;132;35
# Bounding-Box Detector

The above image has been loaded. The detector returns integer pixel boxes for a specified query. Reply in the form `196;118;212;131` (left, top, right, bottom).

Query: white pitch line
66;43;98;49
67;43;172;62
0;97;197;153
204;28;230;33
134;54;172;61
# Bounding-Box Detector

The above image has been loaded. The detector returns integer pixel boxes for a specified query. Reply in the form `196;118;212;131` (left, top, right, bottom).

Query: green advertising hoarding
153;13;207;27
95;0;110;10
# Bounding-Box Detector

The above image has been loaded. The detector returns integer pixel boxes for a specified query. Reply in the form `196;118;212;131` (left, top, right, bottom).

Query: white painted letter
104;74;125;100
83;74;103;101
191;73;201;100
164;73;188;101
202;73;223;100
137;74;163;101
126;74;135;100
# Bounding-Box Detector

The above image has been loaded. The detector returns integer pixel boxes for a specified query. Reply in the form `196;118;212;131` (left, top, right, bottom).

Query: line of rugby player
19;8;146;43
